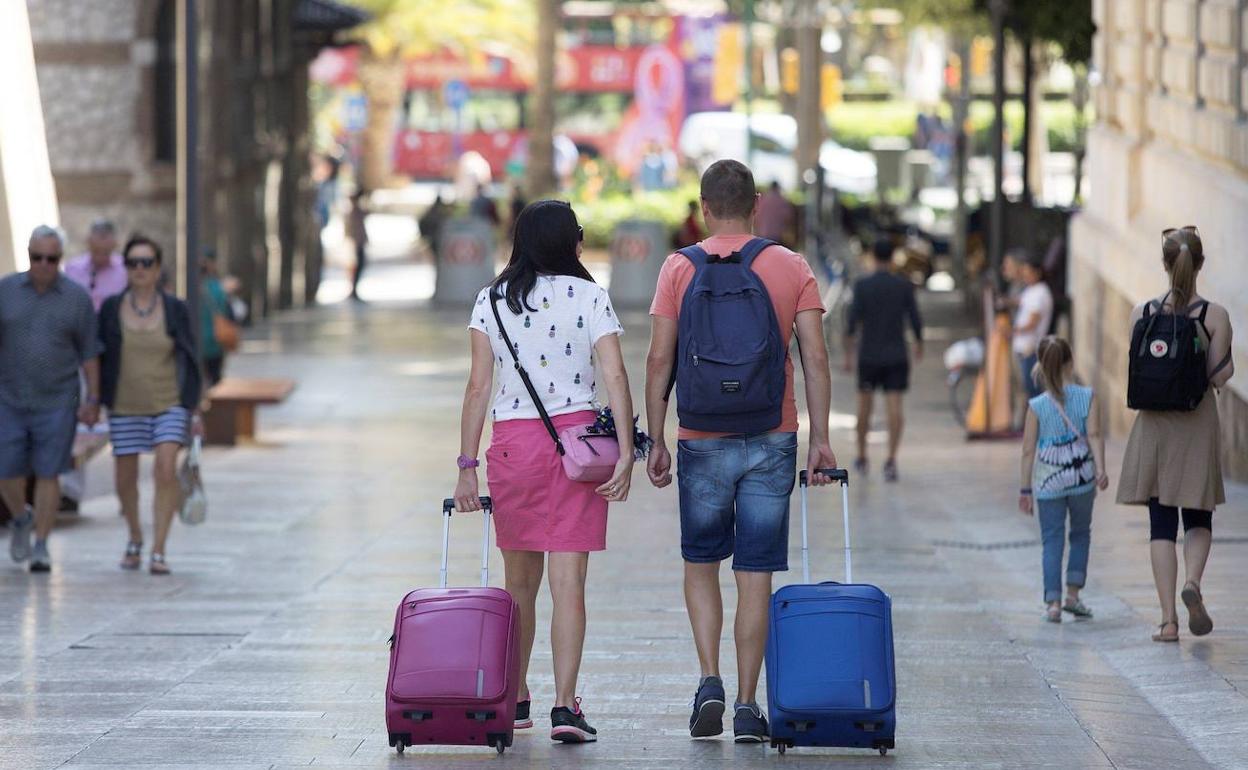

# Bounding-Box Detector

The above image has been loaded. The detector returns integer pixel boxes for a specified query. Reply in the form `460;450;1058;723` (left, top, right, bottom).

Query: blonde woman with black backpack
1118;226;1235;642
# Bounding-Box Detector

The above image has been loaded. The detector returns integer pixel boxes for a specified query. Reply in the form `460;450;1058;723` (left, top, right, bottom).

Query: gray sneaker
732;702;769;743
29;540;51;573
9;508;33;562
689;676;726;738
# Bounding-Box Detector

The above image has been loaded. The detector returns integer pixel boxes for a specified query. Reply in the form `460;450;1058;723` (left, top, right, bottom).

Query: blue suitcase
765;469;896;756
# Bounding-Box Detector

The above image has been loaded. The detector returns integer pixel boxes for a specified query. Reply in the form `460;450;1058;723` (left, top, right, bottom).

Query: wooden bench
203;378;296;446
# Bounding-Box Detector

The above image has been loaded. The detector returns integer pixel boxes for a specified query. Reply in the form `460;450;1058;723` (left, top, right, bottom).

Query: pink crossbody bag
490;291;619;483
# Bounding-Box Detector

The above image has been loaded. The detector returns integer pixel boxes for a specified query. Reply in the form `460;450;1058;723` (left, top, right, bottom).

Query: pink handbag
558;424;620;483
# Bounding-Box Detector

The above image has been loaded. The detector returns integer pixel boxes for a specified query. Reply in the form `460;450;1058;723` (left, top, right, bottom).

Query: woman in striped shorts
98;235;202;574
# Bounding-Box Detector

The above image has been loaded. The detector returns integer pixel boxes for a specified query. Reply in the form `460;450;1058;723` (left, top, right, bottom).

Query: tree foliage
345;0;534;61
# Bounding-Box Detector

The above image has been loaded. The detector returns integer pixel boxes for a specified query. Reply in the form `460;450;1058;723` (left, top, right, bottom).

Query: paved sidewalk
1;293;1245;769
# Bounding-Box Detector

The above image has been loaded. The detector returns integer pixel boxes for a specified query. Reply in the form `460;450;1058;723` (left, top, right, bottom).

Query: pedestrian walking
418;193;450;258
1018;336;1108;622
199;250;236;387
673;199;706;248
1;226;101;573
454;200;634;744
63;219;128;312
1116;226;1234;643
98;236;202;575
347;190;369;301
755;181;796;248
469;184;500;227
845;238;923;481
1012;253;1054;399
645;159;837;743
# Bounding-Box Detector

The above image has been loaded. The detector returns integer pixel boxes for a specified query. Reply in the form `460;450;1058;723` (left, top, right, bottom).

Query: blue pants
1018;353;1042;399
1036;491;1095;603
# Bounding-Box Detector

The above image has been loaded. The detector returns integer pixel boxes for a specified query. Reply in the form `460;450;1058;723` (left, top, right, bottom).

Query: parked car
678;111;877;195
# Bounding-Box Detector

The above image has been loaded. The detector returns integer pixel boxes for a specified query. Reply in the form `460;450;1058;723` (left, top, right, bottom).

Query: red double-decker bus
313;3;727;179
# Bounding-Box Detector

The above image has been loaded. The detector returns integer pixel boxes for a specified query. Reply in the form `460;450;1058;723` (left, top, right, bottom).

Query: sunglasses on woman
1162;225;1199;238
125;257;158;270
578;225;584;242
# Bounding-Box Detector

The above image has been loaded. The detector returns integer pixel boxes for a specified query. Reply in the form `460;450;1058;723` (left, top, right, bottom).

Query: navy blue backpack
666;237;787;434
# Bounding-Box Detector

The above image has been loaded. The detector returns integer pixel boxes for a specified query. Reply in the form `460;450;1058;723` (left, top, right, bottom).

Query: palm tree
525;0;559;196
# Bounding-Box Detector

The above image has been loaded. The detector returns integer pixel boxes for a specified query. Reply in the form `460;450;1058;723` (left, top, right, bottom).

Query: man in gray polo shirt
1;226;101;573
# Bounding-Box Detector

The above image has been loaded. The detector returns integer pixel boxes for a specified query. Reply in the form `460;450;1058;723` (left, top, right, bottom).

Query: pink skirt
485;410;608;552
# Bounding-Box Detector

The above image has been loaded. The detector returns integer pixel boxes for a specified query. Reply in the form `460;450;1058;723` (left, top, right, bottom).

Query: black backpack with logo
1127;294;1211;411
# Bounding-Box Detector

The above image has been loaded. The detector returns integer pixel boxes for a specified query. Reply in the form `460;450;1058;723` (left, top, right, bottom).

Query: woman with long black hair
453;200;634;744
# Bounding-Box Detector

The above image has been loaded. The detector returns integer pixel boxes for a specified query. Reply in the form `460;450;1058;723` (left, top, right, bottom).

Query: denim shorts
0;401;78;479
677;431;798;572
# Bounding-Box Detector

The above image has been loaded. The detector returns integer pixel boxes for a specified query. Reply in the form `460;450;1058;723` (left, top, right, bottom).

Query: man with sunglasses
64;219;127;312
0;226;101;573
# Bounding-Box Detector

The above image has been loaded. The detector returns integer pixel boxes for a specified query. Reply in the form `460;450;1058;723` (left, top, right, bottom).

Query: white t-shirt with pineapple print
469;276;624;423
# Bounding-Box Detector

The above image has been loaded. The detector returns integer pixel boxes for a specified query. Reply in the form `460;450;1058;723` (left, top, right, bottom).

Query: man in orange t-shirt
644;159;839;743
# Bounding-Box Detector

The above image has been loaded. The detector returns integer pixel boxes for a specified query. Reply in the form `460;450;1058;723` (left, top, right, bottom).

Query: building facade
1071;0;1248;479
26;0;360;317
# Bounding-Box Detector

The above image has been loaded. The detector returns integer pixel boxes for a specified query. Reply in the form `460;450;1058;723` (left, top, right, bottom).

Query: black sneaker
550;698;597;743
883;459;899;483
514;699;533;729
732;702;769;743
689;675;726;738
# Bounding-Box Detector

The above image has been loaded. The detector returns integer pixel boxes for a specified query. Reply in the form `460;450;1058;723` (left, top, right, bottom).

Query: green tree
345;0;534;190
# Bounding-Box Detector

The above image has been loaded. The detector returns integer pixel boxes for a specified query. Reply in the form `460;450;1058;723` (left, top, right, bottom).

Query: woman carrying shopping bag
99;235;202;574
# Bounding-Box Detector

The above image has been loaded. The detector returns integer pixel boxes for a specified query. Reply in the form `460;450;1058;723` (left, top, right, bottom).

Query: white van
677;111;877;195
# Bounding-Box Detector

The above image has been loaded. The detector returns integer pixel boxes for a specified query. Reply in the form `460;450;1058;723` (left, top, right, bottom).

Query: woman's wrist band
1020;487;1032;495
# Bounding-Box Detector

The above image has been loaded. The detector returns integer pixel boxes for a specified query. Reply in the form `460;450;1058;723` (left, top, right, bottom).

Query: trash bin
906;149;935;196
434;217;497;306
869;137;912;199
608;219;669;308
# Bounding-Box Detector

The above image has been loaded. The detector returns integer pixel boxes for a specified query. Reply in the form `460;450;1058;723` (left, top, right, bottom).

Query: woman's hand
190;412;205;439
596;457;634;502
454;469;482;512
1018;493;1034;515
1096;473;1110;491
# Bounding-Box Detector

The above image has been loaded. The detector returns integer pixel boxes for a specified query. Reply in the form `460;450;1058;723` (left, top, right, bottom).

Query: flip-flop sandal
1151;620;1179;643
1062;599;1094;620
120;542;142;571
1181;582;1213;636
1045;605;1062;623
149;553;171;576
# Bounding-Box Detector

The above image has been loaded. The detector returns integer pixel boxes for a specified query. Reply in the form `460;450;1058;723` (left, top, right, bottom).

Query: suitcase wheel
395;740;406;755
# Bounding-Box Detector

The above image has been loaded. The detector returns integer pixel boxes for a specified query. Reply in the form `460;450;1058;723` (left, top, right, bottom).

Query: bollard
434;217;497;307
608;219;669;308
869;136;912;200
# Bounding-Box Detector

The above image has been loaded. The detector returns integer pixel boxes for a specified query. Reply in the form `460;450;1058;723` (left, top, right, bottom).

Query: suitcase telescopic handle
439;497;494;589
798;468;852;584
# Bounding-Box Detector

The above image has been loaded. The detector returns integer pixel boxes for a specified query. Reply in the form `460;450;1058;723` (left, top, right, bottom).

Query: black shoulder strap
738;237;776;268
1210;349;1232;378
663;247;708;403
490;290;565;455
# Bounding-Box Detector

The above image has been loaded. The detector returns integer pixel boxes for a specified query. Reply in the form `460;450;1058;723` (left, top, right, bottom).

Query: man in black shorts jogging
844;239;923;481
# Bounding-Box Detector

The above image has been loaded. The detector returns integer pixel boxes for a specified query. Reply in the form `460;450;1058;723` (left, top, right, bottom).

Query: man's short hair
872;238;894;262
700;159;757;221
89;218;116;235
29;224;64;248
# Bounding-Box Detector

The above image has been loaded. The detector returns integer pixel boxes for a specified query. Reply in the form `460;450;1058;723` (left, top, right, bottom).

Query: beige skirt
1117;389;1226;511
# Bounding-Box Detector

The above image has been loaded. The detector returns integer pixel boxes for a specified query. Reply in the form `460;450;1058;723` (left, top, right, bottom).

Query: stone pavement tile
5;297;1245;769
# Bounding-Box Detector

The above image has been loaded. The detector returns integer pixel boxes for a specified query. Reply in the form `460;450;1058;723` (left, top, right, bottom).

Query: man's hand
1018;493;1034;515
647;442;673;488
805;441;838;486
913;341;924;362
77;402;100;428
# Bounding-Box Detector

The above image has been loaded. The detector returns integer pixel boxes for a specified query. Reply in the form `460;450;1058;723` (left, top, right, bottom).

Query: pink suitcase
386;496;520;755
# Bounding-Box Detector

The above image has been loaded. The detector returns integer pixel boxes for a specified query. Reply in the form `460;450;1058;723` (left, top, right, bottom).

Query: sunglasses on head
28;251;62;265
1162;225;1199;238
125;257;158;270
577;226;585;242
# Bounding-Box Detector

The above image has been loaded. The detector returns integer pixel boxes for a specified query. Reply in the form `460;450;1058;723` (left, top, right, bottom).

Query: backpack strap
1210;349;1232;379
738;237;777;269
664;246;709;402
